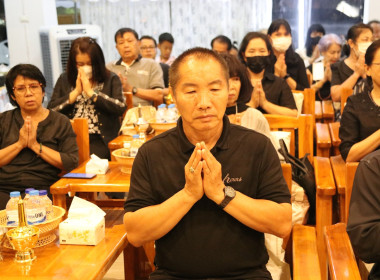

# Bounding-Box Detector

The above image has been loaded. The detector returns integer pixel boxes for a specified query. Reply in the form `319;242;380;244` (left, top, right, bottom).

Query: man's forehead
141;38;155;45
117;32;136;41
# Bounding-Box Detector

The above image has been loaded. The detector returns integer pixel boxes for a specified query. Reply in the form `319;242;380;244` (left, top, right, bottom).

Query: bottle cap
158;104;166;109
39;190;48;196
10;191;21;197
25;188;35;194
133;134;140;139
29;190;39;196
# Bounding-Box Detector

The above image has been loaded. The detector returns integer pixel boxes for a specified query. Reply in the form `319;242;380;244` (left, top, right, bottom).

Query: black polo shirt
125;116;290;279
256;71;297;114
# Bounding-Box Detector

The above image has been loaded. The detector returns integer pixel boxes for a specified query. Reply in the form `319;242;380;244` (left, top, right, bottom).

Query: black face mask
246;56;269;74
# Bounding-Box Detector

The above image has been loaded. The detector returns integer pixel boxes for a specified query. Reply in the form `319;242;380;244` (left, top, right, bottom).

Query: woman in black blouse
48;37;126;160
331;23;373;102
339;39;380;162
267;19;309;91
239;32;297;117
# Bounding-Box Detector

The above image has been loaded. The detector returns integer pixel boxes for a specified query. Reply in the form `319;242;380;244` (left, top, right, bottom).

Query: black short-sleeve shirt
331;60;362;87
125;116;291;279
256;71;297;114
339;89;380;160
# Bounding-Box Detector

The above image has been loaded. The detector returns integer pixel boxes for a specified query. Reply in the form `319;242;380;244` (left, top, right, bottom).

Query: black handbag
278;139;316;225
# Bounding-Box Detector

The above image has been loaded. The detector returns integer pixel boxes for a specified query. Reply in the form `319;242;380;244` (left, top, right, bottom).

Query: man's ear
169;86;176;103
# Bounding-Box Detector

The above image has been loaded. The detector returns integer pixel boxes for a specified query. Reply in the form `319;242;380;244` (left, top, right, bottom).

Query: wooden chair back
264;114;314;163
324;223;361;280
292;88;316;117
70;118;90;165
340;88;353;115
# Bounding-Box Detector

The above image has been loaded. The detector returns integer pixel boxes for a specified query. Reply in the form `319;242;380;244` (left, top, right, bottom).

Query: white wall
364;0;380;22
4;0;57;69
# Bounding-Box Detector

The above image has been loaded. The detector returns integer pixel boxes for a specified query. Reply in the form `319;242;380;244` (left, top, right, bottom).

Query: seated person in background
369;20;380;41
0;64;79;209
331;23;373;102
220;52;279;150
347;149;380;280
107;28;164;106
308;34;343;101
211;34;232;54
124;47;292;279
339;40;380;162
49;37;126;160
229;42;239;56
239;31;298;117
297;23;325;67
267;19;310;90
156;32;176;66
140;35;169;88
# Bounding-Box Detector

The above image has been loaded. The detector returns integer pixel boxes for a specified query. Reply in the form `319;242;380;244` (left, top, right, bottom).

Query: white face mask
81;65;93;79
357;42;372;55
272;37;292;52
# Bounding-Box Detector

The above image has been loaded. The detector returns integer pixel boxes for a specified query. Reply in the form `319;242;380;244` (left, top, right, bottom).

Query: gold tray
0;206;65;248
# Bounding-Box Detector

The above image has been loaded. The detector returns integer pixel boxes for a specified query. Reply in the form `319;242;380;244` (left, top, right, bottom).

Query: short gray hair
318;34;343;53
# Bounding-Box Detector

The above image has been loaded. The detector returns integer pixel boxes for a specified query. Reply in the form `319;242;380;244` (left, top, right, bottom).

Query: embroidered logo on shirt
223;173;242;184
137;70;149;76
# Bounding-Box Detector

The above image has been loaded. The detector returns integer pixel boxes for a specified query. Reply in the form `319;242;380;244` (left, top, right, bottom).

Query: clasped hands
19;116;39;152
274;53;287;78
184;142;225;205
250;80;267;109
72;68;96;101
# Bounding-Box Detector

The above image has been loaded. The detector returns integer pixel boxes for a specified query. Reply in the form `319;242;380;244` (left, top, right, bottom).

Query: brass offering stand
6;199;40;263
133;103;149;140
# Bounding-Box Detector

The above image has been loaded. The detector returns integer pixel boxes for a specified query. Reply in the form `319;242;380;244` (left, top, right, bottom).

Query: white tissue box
59;216;105;245
85;154;109;174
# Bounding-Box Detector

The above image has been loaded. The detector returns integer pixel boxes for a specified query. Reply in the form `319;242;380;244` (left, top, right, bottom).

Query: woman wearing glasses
339;39;380;162
48;37;126;160
0;64;79;209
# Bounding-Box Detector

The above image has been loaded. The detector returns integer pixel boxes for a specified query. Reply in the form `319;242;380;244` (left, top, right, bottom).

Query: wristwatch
90;92;98;102
219;186;236;209
132;86;138;95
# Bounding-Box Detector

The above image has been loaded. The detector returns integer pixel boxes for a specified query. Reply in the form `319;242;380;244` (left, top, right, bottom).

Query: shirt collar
116;55;142;67
177;115;230;154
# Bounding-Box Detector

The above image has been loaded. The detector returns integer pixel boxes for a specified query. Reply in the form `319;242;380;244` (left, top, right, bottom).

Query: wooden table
50;161;131;211
0;209;146;280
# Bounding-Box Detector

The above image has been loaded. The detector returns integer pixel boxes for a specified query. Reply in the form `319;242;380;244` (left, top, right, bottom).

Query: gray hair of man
318;33;343;53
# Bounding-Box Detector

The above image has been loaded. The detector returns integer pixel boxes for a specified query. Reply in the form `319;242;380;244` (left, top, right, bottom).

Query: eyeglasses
372;62;380;66
13;83;42;95
140;46;156;50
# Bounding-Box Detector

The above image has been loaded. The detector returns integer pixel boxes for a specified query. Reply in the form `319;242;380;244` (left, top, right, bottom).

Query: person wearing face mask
267;19;310;91
339;40;380;162
308;34;343;101
331;23;373;106
239;32;298;117
296;24;326;67
48;37;126;160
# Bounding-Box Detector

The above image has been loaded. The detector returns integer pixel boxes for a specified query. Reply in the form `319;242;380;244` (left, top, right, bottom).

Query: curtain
79;0;272;62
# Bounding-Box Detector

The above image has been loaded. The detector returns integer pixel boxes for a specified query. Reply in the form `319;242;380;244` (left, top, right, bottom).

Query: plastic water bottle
24;188;35;202
39;190;53;221
25;190;46;225
130;134;142;157
6;191;21;226
156;104;167;123
166;104;178;123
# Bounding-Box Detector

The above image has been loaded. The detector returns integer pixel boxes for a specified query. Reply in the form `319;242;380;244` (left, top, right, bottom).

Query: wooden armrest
314;157;336;197
314;156;336;279
322;100;334;122
324;223;361;280
328;122;341;148
330;155;346;195
316;123;331;157
293;224;322;280
315;101;322;121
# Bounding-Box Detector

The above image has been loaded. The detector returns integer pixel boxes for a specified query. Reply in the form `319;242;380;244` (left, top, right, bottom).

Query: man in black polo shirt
124;47;292;279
